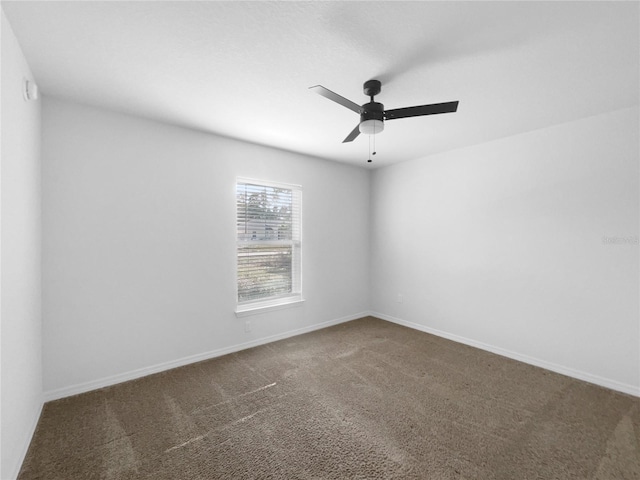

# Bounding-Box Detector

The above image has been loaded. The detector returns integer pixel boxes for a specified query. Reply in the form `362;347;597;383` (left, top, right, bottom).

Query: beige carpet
19;317;640;479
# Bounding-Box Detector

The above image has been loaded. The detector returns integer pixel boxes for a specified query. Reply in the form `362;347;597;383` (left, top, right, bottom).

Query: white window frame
235;177;303;317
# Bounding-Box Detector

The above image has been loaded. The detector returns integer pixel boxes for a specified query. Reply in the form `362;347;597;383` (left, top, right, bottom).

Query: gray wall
371;107;639;395
41;97;371;396
1;10;43;480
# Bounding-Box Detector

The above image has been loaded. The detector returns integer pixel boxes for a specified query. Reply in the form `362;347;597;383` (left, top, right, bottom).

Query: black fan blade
385;101;459;120
309;85;363;114
342;124;361;143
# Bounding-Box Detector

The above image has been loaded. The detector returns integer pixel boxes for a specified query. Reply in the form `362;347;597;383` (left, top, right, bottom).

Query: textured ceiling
3;1;638;168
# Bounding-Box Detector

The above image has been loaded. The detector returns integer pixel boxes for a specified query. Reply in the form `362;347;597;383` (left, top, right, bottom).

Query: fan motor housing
360;101;384;123
360;101;385;134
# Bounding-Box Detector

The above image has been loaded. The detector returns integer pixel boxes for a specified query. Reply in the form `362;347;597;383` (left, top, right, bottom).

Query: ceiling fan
309;79;459;143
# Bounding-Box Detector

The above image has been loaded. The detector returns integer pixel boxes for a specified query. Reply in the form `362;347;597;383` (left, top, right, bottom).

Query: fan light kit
360;118;383;135
310;79;459;163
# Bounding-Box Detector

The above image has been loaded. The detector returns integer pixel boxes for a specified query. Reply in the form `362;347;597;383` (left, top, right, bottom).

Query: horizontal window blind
236;180;301;305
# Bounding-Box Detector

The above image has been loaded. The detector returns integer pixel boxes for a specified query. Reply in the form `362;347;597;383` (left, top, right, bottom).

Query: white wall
40;99;640;398
41;97;370;396
371;107;639;395
0;10;43;480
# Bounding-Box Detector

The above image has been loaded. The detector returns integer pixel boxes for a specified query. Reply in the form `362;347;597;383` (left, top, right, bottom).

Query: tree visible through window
236;179;301;307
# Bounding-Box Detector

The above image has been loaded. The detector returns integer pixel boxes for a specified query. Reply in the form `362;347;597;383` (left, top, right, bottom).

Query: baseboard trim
42;310;639;401
43;312;367;402
9;399;44;480
371;312;640;398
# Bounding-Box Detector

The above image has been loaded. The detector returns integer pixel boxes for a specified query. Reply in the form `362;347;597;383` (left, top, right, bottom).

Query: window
236;178;302;315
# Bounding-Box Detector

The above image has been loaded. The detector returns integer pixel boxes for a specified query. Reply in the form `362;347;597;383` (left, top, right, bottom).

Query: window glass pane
236;179;301;306
237;244;292;302
237;184;293;241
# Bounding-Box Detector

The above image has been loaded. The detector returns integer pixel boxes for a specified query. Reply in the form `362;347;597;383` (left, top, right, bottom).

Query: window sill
235;297;305;317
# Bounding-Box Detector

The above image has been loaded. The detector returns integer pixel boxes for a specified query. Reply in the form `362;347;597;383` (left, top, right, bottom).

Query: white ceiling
3;1;638;168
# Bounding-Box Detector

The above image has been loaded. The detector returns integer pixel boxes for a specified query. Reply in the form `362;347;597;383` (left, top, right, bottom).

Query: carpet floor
19;316;640;479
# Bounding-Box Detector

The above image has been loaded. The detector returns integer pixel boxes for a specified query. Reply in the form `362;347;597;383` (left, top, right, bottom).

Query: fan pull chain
373;127;376;156
367;123;378;164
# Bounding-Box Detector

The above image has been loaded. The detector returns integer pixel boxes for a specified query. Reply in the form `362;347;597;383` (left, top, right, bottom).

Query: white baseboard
8;399;44;480
43;310;639;402
43;312;368;402
371;311;640;398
